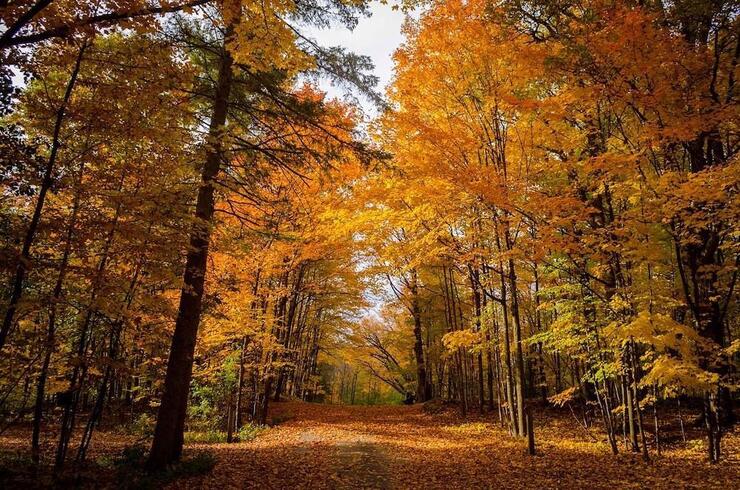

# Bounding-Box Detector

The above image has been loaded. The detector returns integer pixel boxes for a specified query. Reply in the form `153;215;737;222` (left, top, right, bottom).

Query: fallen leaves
1;401;735;488
168;401;739;489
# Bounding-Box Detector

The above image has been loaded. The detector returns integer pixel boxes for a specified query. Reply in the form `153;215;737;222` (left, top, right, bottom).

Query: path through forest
174;401;739;489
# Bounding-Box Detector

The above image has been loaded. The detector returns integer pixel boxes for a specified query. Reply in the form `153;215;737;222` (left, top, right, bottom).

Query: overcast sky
304;3;408;115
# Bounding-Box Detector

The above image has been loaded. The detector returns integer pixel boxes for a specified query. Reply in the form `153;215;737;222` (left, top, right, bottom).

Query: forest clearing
0;0;738;488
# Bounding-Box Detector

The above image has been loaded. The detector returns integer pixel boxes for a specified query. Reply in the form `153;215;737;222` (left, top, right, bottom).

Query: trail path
174;401;739;489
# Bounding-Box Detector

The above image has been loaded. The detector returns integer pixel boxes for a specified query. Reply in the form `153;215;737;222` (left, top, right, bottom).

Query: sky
303;4;412;318
303;3;408;115
8;6;408;117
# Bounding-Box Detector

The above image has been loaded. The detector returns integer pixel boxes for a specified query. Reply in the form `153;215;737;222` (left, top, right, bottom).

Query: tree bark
55;167;125;469
30;157;84;464
409;269;430;402
0;40;86;353
147;34;233;470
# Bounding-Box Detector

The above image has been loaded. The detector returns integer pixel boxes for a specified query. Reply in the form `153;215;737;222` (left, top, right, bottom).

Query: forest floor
1;401;738;489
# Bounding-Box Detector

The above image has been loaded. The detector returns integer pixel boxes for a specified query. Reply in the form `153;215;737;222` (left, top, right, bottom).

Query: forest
0;0;738;488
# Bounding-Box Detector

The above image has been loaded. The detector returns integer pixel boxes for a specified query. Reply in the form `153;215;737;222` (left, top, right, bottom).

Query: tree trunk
526;406;535;456
504;223;526;437
235;336;248;431
624;368;639;452
410;269;430;402
55;168;125;469
147;36;233;471
31;158;84;464
76;251;145;462
0;41;87;353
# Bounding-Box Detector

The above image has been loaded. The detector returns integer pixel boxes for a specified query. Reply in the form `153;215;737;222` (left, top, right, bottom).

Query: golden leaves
442;329;483;354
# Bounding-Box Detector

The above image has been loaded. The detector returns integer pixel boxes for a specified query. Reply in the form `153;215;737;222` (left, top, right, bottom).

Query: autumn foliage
0;0;737;486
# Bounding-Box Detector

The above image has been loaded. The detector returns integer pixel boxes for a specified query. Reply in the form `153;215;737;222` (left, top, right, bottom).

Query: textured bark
147;37;233;470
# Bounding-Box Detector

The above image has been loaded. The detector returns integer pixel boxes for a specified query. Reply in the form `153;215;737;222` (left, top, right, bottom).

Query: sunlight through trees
0;0;737;486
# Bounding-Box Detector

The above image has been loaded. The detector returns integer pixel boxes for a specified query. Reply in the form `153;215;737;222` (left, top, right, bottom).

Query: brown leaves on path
171;401;739;489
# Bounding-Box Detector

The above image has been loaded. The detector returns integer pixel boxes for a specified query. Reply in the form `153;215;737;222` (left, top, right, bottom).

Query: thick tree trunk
147;38;233;470
526;406;535;456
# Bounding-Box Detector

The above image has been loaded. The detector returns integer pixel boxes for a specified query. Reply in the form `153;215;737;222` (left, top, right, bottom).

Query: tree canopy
0;0;737;485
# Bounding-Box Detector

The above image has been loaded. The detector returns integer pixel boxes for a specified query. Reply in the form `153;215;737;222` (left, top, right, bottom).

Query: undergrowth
104;444;216;489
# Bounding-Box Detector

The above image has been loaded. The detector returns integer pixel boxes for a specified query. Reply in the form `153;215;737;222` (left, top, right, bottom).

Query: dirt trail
298;429;389;489
173;401;739;489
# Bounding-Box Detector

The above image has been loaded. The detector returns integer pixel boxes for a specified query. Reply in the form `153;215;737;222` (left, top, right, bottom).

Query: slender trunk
450;269;468;415
410;269;430;402
0;41;87;352
76;250;145;462
677;397;686;443
76;357;113;461
624;369;638;452
506;249;526;436
489;226;518;434
55;173;124;469
499;267;516;434
235;336;247;431
652;384;661;457
30;159;84;464
260;377;272;425
594;379;618;455
486;340;495;412
470;268;485;412
533;266;547;403
482;286;495;412
629;339;650;462
226;394;235;443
